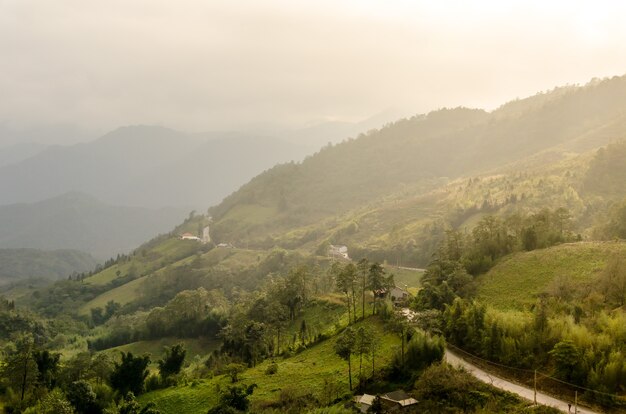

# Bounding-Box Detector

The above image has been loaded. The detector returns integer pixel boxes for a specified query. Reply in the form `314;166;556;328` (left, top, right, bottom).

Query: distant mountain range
0;117;405;264
0;192;188;259
0;125;311;209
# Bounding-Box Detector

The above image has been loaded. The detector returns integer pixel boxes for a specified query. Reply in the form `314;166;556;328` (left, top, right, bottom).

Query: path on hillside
444;349;600;414
385;265;426;272
401;308;600;413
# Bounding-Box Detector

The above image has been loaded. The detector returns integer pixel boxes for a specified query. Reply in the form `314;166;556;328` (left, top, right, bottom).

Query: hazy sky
2;0;626;135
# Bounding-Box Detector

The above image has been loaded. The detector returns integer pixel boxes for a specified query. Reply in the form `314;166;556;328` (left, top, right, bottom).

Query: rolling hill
476;241;626;311
0;248;96;285
76;76;626;312
209;76;626;250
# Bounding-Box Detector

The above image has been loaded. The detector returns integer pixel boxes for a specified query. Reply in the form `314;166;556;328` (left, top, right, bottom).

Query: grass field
85;238;202;286
79;275;149;314
386;267;423;293
80;247;268;315
140;317;400;414
104;337;219;367
476;241;626;310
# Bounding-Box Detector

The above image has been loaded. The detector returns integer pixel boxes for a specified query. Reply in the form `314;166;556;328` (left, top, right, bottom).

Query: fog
2;0;626;138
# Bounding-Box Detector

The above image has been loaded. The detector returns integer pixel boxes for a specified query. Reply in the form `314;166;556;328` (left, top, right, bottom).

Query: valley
1;76;626;413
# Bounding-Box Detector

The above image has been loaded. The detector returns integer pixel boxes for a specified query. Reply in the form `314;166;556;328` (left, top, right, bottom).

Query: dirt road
444;349;600;414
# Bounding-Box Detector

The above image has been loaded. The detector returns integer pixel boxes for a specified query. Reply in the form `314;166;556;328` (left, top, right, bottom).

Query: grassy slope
79;246;277;316
386;267;423;288
85;238;202;286
140;317;400;414
104;337;220;367
80;276;149;314
476;241;626;310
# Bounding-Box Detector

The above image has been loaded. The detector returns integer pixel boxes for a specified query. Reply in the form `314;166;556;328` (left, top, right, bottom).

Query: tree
110;352;151;395
355;326;372;388
90;352;113;385
208;384;256;413
33;349;60;389
336;264;357;324
105;300;121;319
391;315;410;367
39;389;75;414
116;392;162;414
265;300;289;355
225;363;245;383
158;344;186;379
549;340;581;383
357;259;370;320
91;307;105;325
244;321;267;366
600;255;626;307
334;327;356;390
368;263;387;315
1;333;37;401
67;380;99;414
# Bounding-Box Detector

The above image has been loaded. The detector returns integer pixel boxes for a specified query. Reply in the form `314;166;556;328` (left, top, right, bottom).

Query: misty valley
2;3;626;413
1;76;625;414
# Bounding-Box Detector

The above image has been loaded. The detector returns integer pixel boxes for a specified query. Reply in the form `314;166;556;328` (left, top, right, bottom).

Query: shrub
265;363;278;375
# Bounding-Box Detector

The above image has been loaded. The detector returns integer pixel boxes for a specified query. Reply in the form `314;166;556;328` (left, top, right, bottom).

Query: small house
180;232;201;241
328;244;350;260
354;390;418;412
389;286;410;306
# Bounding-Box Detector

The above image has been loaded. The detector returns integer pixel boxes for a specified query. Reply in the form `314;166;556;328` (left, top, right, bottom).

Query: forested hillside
211;76;626;248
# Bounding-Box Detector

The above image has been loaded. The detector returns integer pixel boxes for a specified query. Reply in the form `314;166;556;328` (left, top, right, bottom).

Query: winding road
444;349;600;414
401;308;601;413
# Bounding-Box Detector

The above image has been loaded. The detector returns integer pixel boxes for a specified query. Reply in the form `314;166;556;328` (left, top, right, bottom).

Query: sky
1;0;626;138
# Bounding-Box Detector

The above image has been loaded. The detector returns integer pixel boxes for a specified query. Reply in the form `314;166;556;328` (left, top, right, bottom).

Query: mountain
0;248;96;285
278;108;409;148
0;192;188;259
0;125;309;209
209;76;626;248
0;142;48;167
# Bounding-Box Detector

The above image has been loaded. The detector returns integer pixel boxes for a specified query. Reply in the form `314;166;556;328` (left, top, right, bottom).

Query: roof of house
383;390;418;407
355;391;418;409
384;390;410;401
181;232;194;237
355;394;376;405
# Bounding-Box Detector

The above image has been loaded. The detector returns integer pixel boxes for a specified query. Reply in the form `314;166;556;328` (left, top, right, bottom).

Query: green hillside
140;317;400;414
476;241;626;310
104;337;220;368
211;77;626;247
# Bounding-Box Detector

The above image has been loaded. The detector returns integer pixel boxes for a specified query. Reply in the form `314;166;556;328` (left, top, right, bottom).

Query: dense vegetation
412;215;626;410
3;76;626;412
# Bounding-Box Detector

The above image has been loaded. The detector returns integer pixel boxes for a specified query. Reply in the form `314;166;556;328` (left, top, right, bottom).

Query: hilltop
476;241;626;310
209;76;626;256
